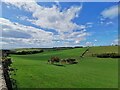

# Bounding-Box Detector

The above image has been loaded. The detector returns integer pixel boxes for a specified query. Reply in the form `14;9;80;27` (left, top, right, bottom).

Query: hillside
10;46;118;88
84;46;119;57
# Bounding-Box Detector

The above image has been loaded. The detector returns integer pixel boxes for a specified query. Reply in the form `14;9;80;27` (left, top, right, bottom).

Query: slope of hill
10;46;118;88
84;46;119;57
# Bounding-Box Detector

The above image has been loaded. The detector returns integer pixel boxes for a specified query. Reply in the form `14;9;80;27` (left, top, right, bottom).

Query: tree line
10;49;44;55
92;53;120;58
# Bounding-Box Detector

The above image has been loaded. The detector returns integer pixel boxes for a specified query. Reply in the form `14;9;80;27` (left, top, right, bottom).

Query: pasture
10;46;118;88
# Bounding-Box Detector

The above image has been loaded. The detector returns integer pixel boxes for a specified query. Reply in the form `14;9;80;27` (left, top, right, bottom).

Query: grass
84;46;118;57
10;46;118;88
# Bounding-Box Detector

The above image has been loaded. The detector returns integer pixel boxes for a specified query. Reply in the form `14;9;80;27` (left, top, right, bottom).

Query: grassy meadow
10;46;118;88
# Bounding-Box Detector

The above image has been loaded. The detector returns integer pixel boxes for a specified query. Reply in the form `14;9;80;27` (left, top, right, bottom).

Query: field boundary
0;62;8;90
80;47;90;57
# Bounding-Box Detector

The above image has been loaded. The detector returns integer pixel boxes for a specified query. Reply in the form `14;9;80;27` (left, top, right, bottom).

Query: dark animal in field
48;57;60;64
60;59;67;64
48;57;78;65
66;58;78;64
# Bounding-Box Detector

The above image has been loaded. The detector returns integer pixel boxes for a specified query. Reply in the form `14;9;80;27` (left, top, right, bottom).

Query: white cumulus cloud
85;42;93;46
111;39;120;45
101;5;119;19
1;1;90;48
0;18;54;49
2;0;84;34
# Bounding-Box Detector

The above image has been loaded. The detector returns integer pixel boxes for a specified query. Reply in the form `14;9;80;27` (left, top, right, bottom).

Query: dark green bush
92;53;120;58
11;49;44;55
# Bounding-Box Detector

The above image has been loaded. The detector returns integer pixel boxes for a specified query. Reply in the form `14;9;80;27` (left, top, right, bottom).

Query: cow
48;57;60;64
66;58;77;64
60;59;67;64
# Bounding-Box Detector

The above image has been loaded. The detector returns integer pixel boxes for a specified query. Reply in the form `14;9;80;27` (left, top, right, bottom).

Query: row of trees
92;53;120;58
10;49;44;55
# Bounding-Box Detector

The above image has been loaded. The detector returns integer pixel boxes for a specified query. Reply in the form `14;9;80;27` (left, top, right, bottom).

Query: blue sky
1;1;119;49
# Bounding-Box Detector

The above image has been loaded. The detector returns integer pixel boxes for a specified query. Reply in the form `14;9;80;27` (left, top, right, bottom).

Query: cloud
111;39;120;45
99;16;114;26
86;22;93;28
1;1;90;48
0;18;54;48
94;39;97;42
16;16;29;21
1;17;89;49
53;30;89;44
101;5;118;19
2;0;84;34
106;21;113;25
85;42;93;46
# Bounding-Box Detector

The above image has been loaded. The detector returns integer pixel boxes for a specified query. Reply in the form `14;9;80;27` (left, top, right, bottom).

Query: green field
10;46;118;88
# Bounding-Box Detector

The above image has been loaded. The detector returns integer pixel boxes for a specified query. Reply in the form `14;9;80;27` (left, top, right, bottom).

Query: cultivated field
10;46;118;88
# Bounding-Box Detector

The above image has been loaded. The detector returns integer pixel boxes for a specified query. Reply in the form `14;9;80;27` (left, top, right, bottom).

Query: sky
0;0;119;49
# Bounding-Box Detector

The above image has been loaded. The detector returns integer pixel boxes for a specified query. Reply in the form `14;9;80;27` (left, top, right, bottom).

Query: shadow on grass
53;64;66;67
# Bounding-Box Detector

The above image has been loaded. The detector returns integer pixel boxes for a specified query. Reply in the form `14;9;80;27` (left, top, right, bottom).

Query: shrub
92;53;120;58
11;49;44;55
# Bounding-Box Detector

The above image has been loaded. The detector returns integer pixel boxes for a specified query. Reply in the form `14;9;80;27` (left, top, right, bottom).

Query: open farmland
10;46;118;88
84;46;118;57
